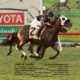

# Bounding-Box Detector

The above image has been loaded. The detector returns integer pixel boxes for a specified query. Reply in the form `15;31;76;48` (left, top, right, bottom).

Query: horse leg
17;40;27;60
15;40;20;51
31;45;41;57
28;43;40;57
7;38;19;55
29;45;40;58
50;45;60;59
37;46;46;59
57;36;63;52
7;41;13;56
30;46;46;59
7;35;14;56
17;31;27;60
28;42;34;53
20;48;27;60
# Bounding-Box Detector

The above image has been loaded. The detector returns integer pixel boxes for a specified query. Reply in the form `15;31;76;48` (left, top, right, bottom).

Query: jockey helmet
42;6;46;11
48;11;54;17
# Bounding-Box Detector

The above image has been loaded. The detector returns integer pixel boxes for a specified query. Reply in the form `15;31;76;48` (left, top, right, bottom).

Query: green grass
0;46;80;80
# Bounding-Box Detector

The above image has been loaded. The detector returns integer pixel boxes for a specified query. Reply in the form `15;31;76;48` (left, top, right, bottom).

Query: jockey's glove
45;22;51;26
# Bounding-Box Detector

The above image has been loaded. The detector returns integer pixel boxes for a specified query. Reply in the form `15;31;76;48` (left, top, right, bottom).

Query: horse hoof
7;53;11;56
29;55;36;58
24;56;27;60
21;55;27;60
49;56;56;59
7;54;9;56
21;54;24;58
29;55;41;59
27;48;33;53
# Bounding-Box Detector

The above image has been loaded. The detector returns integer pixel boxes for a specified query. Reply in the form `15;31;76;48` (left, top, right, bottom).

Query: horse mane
52;17;59;25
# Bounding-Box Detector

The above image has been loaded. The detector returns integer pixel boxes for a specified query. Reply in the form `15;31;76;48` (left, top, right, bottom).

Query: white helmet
42;6;46;11
59;0;66;3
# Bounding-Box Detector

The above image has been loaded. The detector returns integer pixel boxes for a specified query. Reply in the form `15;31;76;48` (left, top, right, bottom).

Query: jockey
42;9;55;27
29;6;54;40
29;6;47;40
29;15;42;40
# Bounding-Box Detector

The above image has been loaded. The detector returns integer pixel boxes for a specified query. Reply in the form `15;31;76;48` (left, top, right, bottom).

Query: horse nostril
67;19;70;22
65;19;70;23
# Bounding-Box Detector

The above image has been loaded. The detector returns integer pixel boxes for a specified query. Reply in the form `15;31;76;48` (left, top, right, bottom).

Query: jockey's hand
45;22;51;26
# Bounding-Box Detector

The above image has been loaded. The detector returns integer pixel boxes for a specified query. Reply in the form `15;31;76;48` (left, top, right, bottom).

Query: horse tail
2;32;17;45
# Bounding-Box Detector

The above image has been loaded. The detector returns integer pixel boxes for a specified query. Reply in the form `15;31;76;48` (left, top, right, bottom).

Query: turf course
0;46;80;80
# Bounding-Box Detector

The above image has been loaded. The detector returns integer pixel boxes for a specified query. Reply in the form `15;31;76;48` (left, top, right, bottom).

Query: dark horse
5;15;72;60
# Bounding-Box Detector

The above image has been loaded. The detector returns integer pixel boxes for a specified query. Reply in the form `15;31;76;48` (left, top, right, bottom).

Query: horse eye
62;17;65;20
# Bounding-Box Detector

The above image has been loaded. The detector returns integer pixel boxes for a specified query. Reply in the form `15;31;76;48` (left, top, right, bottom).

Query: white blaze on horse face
60;15;68;26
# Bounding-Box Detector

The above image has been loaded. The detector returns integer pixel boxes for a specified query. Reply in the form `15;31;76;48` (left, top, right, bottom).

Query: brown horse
6;15;72;60
28;15;72;59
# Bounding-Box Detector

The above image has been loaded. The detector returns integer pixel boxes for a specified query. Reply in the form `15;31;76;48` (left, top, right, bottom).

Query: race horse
5;15;72;60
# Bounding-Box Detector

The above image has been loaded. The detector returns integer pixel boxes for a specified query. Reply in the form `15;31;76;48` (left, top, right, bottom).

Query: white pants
29;18;41;39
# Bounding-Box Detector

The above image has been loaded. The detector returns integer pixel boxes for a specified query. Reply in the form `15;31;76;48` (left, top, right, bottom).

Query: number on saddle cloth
29;16;42;39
